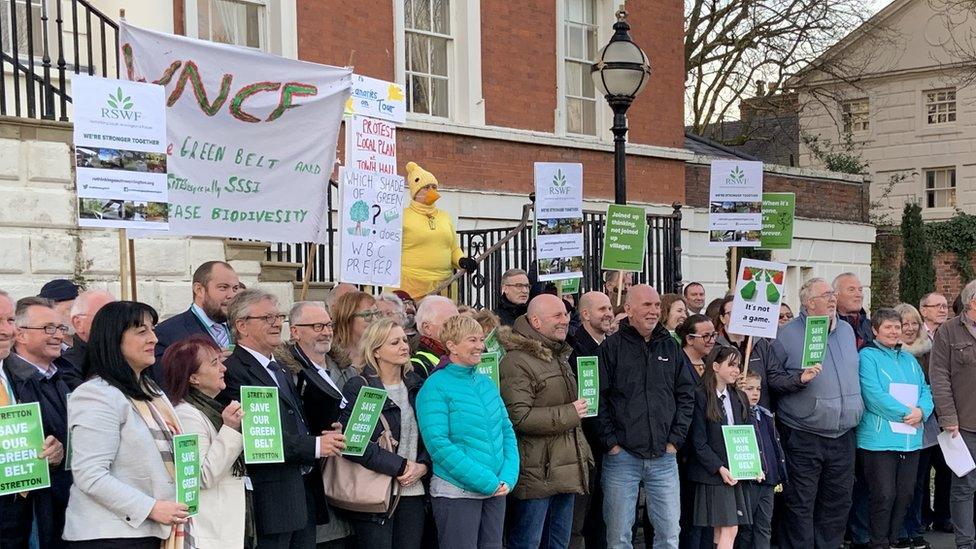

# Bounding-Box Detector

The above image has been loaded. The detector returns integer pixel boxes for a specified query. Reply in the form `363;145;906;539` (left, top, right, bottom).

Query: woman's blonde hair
471;309;501;334
439;314;485;350
894;302;925;344
357;318;412;375
332;291;376;354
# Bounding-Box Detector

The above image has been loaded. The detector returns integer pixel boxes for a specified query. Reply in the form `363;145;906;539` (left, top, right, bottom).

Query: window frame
923;166;956;209
184;0;270;52
841;98;869;134
924;88;957;126
555;0;613;140
0;0;45;61
403;0;453;119
562;0;600;136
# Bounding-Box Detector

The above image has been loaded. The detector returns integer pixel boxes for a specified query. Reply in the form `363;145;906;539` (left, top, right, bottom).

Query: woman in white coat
163;335;251;548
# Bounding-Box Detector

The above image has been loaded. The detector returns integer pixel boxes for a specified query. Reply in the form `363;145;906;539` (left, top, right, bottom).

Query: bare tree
685;0;878;135
925;0;976;86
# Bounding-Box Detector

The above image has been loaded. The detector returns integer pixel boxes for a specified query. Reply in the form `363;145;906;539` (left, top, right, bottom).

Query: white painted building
790;0;976;222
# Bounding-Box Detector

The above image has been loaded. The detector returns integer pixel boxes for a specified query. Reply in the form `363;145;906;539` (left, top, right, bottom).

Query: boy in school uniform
736;370;787;549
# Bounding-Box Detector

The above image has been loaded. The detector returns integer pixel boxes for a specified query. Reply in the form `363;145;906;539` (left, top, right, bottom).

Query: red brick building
283;0;689;204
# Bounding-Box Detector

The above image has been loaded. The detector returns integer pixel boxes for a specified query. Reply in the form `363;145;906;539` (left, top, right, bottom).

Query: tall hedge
899;202;935;307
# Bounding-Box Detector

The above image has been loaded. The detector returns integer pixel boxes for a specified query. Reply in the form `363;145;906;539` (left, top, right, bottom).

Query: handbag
321;409;402;516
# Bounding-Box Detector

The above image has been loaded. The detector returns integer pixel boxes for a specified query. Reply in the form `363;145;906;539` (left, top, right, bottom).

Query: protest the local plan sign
120;22;351;243
73;74;168;230
708;160;763;246
728;258;787;339
338;168;406;287
534;163;584;282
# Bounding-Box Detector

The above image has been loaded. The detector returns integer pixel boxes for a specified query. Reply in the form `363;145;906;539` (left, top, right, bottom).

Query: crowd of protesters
1;262;974;549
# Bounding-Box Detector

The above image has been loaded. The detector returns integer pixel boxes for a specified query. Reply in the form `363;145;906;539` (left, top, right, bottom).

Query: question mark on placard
371;204;382;224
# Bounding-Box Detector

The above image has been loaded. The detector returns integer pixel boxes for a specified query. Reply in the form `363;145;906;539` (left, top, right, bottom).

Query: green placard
241;386;285;464
484;329;501;355
722;425;763;480
342;386;388;457
601;204;648;271
759;192;795;250
477;352;501;387
558;278;581;294
0;402;51;496
174;434;200;516
577;356;599;417
802;315;829;368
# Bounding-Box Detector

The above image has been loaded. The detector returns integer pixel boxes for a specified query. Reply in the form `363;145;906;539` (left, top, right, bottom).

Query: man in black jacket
60;290;115;389
568;291;614;549
4;297;70;549
218;289;345;549
597;285;695;549
495;268;530;326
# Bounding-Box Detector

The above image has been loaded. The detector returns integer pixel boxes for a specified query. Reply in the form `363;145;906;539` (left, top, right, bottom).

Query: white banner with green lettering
119;22;351;243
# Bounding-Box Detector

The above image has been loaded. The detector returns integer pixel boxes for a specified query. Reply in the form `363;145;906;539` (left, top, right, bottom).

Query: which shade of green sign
722;425;763;480
559;278;581;294
0;402;51;497
601;204;648;271
760;192;795;250
241;386;284;464
174;434;200;516
577;357;599;417
802;315;830;368
343;387;388;457
477;352;501;387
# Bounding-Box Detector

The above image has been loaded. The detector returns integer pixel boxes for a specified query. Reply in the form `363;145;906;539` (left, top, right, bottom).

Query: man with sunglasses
3;297;70;548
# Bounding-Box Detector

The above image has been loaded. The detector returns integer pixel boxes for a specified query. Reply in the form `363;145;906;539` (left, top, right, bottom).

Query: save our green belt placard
241;386;285;464
802;315;830;368
477;352;501;387
0;402;51;497
601;204;648;272
721;425;763;480
342;386;388;457
174;434;200;516
577;357;599;417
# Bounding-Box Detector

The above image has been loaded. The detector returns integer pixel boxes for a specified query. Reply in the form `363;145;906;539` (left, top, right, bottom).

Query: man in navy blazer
218;289;345;549
153;261;241;385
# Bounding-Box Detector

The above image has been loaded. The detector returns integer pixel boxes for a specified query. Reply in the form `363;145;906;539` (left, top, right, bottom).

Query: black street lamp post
591;8;651;205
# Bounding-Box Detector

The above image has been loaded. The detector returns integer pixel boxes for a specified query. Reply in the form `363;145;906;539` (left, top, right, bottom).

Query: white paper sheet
938;431;976;477
888;383;919;435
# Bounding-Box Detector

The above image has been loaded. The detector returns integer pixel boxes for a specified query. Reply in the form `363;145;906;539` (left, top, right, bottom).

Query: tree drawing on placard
349;200;369;235
107;87;133;110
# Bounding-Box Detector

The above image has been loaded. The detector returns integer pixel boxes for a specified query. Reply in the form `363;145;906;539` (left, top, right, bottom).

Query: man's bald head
579;291;613;337
527;294;570;341
625;284;662;339
70;290;116;342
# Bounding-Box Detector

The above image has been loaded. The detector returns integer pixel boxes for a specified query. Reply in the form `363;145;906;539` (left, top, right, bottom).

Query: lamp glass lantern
591;10;651;102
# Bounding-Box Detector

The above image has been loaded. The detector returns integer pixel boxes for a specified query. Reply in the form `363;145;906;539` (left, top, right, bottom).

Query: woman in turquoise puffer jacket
856;308;934;549
416;314;519;549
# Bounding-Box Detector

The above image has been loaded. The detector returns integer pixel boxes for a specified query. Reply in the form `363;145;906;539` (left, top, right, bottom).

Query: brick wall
685;163;869;224
934;252;976;301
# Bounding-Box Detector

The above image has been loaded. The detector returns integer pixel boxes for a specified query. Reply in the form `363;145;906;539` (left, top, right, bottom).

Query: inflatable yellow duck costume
397;161;476;299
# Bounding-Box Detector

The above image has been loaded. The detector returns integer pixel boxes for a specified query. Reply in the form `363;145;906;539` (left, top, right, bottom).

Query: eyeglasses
504;283;531;291
20;324;70;335
922;303;949;309
779;313;794;320
689;332;718;341
813;291;838;300
294;322;334;332
243;314;286;325
353;309;381;322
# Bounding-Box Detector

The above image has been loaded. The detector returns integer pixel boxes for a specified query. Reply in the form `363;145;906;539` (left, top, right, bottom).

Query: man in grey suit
219;289;346;549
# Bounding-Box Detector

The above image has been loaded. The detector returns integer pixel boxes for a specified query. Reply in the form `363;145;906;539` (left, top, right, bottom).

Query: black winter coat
494;294;527;327
687;385;751;485
597;320;695;458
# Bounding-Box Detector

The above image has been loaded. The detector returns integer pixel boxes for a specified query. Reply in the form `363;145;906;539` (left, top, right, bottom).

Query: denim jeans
603;449;680;549
508;493;576;549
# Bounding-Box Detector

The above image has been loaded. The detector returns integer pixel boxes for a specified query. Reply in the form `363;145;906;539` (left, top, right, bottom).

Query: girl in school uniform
688;345;755;549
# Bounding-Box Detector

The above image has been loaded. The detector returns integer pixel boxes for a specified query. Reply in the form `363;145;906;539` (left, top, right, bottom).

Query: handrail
0;51;71;100
423;201;534;299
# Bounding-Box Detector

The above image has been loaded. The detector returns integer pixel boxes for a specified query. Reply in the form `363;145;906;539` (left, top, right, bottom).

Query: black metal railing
1;0;119;121
267;186;683;309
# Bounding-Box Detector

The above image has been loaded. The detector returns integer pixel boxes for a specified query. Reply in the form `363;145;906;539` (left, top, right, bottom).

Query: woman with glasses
63;301;190;549
675;313;719;549
779;303;794;327
330;291;379;388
